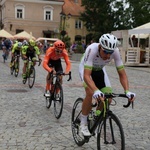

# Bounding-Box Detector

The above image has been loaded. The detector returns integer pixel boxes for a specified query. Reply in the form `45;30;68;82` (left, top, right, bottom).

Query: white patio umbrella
0;29;13;39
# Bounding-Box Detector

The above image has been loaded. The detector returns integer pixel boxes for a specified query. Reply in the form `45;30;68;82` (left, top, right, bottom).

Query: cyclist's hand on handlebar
93;90;104;101
125;91;136;102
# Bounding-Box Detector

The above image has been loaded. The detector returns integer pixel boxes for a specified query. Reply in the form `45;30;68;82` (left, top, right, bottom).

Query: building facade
60;0;90;43
0;0;63;38
0;0;90;44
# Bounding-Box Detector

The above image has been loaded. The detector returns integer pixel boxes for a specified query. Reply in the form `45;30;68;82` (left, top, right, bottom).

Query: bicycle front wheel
71;98;85;146
97;112;125;150
53;82;63;119
45;97;52;109
10;66;14;75
28;67;35;88
14;62;19;77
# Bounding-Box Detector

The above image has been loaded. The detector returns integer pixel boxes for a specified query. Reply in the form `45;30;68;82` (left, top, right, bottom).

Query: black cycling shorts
48;59;63;72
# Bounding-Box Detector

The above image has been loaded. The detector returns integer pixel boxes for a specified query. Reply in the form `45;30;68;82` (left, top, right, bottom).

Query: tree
126;0;150;28
80;0;150;41
80;0;115;40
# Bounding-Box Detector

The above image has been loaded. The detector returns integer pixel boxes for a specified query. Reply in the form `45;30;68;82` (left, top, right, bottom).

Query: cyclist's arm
63;50;71;73
34;46;41;59
117;68;129;92
43;49;52;72
113;48;129;92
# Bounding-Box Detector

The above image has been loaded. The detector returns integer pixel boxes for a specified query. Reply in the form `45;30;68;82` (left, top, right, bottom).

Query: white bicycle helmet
99;34;118;51
18;42;22;48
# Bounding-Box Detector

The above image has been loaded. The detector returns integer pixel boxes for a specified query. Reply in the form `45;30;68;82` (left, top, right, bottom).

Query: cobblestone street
0;51;150;150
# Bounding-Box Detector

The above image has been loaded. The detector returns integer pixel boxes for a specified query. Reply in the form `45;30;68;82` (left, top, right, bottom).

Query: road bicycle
71;93;134;150
10;54;20;77
45;71;72;119
23;58;41;88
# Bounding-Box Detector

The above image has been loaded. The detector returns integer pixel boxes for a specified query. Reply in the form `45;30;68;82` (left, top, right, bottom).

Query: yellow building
0;0;90;44
0;0;64;38
61;0;90;43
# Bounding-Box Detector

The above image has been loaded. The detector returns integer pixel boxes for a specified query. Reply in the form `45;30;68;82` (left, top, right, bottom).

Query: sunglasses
55;49;62;54
101;47;114;55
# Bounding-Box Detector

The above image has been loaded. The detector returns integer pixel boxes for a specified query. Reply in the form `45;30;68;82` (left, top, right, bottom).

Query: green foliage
61;35;71;50
126;0;150;28
80;0;150;36
76;41;85;54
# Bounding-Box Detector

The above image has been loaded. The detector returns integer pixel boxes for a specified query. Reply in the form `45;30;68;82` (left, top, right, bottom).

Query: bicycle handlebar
55;71;72;81
24;58;42;66
94;93;134;109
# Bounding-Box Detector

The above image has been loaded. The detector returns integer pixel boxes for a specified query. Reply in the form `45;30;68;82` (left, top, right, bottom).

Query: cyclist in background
43;40;71;97
22;40;29;46
22;39;41;79
79;33;136;136
2;38;12;61
10;42;22;68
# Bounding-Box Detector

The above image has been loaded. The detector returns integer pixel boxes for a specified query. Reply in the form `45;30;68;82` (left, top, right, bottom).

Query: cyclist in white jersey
79;33;136;136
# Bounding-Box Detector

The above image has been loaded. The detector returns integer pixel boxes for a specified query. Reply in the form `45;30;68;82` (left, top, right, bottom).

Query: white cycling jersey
79;43;124;91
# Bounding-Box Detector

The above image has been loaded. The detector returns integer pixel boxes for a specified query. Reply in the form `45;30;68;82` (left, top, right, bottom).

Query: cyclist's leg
5;48;9;59
22;57;28;79
54;59;63;92
79;85;92;136
44;60;54;97
31;54;37;66
2;46;6;58
10;52;15;67
92;67;112;111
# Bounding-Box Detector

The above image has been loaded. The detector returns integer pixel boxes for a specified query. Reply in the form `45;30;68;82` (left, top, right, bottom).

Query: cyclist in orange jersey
43;40;71;97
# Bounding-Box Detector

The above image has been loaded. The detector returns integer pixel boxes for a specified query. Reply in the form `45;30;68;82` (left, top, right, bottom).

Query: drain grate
6;89;28;93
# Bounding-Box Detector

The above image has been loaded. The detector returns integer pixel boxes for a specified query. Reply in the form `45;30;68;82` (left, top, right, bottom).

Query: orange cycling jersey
43;47;71;73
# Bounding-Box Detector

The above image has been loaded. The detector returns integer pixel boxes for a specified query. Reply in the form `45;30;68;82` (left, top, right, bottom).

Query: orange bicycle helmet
54;40;65;50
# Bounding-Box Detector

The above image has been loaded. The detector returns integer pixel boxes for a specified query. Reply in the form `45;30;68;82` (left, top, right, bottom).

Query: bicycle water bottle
94;110;101;119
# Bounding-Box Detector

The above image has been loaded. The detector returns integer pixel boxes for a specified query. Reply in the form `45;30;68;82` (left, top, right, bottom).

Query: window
75;20;82;29
15;4;25;19
44;6;53;21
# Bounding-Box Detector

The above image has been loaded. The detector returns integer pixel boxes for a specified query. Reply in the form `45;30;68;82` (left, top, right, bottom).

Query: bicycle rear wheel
53;82;63;119
71;98;85;146
28;66;35;88
97;112;125;150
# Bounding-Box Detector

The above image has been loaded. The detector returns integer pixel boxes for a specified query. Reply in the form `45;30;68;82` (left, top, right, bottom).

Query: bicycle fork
103;112;116;144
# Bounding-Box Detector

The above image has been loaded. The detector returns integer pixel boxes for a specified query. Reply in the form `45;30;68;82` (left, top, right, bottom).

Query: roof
129;22;150;39
63;0;84;16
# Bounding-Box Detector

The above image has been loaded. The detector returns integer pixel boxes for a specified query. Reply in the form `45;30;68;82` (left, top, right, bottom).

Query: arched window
15;4;25;19
44;6;54;21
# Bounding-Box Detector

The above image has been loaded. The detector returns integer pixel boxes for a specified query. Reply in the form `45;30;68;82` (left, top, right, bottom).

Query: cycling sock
80;114;88;125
